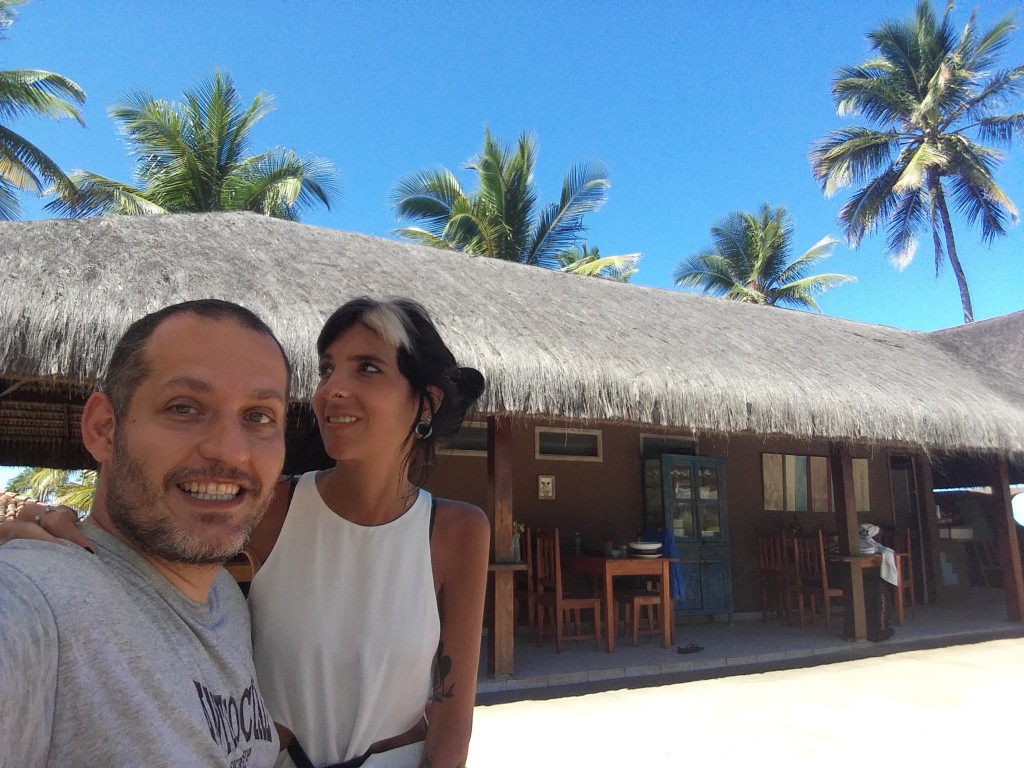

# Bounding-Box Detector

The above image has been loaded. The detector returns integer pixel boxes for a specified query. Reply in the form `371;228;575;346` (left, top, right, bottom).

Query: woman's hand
0;490;93;552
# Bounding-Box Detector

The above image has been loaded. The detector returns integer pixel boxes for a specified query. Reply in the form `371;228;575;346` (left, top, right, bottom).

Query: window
762;453;830;513
439;421;488;456
535;427;602;461
640;434;696;457
852;458;870;512
762;453;870;512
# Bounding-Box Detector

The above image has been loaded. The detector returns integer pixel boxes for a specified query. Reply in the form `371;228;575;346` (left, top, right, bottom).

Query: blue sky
8;0;1024;331
7;0;1023;331
3;1;1024;483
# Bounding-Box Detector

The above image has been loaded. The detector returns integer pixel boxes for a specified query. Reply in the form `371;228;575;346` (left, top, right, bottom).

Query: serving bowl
628;541;662;553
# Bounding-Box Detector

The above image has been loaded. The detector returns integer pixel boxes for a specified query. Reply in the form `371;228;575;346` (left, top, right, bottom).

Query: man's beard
105;432;270;565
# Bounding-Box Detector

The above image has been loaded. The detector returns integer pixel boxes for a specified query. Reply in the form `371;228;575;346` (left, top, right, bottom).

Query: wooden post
990;456;1024;622
486;415;516;677
915;456;941;604
830;444;866;640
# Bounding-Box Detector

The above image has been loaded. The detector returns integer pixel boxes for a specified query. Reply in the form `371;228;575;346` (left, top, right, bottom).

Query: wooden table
566;555;677;653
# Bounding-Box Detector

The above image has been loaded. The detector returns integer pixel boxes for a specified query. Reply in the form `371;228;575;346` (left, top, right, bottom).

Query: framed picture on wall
537;474;555;500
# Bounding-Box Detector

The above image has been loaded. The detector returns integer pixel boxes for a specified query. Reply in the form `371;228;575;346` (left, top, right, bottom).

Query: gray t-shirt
0;524;280;768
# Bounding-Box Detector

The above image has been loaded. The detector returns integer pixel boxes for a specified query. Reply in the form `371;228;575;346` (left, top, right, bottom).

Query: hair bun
456;367;485;402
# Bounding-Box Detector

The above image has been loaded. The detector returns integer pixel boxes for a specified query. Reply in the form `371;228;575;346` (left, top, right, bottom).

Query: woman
1;297;490;768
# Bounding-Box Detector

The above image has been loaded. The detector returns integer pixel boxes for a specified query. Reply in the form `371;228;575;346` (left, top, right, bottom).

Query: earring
414;420;433;440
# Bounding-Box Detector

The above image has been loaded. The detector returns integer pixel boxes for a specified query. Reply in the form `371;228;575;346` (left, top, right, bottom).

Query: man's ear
81;392;117;463
422;386;444;421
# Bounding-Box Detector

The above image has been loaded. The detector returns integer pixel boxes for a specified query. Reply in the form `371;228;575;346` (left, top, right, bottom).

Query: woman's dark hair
316;296;485;484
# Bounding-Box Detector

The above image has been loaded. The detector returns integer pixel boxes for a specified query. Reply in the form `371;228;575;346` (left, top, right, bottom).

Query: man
0;299;289;767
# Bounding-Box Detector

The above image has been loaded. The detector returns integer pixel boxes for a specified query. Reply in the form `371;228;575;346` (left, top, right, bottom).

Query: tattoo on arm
430;641;456;702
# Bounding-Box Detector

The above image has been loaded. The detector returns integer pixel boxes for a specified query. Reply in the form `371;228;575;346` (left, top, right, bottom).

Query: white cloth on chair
858;523;899;586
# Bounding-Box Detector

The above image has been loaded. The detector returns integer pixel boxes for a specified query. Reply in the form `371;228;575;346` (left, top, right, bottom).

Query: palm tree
46;70;335;220
810;0;1024;323
557;243;639;282
391;128;609;267
0;0;86;219
672;204;853;311
6;467;96;510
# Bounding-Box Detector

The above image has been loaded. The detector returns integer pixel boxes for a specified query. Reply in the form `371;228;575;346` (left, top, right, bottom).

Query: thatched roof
2;212;1023;465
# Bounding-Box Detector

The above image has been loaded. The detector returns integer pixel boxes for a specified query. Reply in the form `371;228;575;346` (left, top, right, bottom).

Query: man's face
93;314;288;565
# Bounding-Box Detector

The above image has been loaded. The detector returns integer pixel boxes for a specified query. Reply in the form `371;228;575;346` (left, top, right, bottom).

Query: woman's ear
422;386;444;420
81;392;117;464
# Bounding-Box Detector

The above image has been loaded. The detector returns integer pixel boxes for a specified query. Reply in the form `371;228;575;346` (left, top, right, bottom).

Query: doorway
890;455;929;602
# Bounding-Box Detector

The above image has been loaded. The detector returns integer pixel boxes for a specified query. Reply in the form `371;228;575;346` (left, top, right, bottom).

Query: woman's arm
424;499;490;768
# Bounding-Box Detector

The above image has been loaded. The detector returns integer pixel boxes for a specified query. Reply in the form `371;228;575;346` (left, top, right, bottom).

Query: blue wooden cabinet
643;455;733;622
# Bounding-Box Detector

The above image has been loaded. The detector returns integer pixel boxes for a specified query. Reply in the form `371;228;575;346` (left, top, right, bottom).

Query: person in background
0;299;288;767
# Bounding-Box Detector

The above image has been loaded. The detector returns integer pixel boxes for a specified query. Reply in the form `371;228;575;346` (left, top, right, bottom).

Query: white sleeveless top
248;472;440;767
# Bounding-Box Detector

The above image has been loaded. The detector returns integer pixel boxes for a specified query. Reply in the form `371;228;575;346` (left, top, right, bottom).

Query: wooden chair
968;540;1002;588
794;530;843;631
225;547;261;595
534;529;602;652
757;531;795;622
891;528;916;625
514;527;538;633
615;589;667;647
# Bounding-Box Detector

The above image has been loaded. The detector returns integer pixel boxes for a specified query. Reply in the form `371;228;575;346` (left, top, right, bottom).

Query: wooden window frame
639;433;697;457
765;454;876;514
534;427;603;462
762;452;871;513
852;457;870;513
438;420;489;457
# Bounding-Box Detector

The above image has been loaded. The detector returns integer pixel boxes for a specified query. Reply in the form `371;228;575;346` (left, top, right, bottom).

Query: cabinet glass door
698;504;722;539
672;502;695;539
668;464;695;539
670;464;693;501
643;459;663;532
697;464;724;541
697;465;720;500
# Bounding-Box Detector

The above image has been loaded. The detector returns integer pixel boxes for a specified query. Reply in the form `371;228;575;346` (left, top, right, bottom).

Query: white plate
631;553;662;559
627;541;662;552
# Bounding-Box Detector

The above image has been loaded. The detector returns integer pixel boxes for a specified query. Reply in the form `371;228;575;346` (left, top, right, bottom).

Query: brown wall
425;420;644;548
424;418;898;613
424;451;489;511
712;435;895;611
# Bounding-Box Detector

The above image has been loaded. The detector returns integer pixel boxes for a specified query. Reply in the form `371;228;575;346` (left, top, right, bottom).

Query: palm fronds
47;71;335;220
0;9;85;219
557;243;639;282
810;0;1024;323
392;127;609;268
6;467;96;508
673;204;852;312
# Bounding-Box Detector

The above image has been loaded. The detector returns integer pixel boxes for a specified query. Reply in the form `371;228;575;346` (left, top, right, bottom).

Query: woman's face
312;323;421;464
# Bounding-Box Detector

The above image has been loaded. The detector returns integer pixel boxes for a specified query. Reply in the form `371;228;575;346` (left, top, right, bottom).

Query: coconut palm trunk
929;175;974;323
